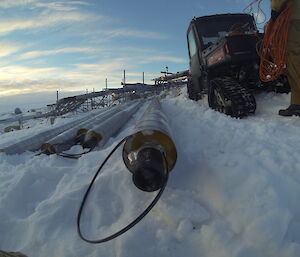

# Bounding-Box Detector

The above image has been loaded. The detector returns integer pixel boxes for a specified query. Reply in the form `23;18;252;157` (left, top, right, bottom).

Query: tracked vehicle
187;13;289;117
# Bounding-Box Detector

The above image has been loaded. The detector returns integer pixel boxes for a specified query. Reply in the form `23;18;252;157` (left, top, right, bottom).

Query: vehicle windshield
195;15;256;49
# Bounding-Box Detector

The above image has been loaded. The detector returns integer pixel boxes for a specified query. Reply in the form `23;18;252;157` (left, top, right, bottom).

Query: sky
0;0;270;109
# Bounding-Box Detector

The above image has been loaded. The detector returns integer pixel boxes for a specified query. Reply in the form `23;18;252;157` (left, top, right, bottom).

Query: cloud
0;11;95;35
19;47;99;60
0;64;85;96
0;0;37;8
0;65;65;96
0;65;59;81
145;56;187;63
0;50;186;96
0;42;21;57
0;0;89;10
0;59;132;96
0;1;184;97
102;28;168;40
136;55;187;65
0;80;77;96
35;1;90;12
75;58;132;73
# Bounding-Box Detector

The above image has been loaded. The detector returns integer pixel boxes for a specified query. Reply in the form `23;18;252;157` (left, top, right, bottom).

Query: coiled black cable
76;135;169;244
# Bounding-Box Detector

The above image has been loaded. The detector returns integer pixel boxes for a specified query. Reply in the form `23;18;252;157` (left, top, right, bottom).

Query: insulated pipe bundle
40;108;111;154
40;102;134;154
74;101;135;145
0;108;107;155
122;98;177;192
82;101;143;149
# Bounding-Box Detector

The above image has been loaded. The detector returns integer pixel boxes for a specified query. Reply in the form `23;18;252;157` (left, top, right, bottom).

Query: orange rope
258;1;293;82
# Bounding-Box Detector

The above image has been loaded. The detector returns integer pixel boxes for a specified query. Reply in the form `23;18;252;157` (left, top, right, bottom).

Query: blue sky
0;0;270;103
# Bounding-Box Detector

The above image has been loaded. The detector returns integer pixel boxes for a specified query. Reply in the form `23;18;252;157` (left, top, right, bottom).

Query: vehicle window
195;16;256;47
188;29;197;57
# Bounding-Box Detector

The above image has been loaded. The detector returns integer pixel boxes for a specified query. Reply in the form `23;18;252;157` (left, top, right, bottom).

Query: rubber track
187;80;201;101
214;77;256;117
187;81;196;100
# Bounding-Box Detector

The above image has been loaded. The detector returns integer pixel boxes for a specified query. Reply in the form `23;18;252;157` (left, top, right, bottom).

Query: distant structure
153;70;189;85
14;108;22;115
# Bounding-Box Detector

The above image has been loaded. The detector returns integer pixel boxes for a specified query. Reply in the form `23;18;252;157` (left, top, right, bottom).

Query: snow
1;88;300;257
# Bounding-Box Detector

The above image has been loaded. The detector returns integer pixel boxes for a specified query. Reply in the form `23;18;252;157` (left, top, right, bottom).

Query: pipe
74;101;136;145
0;108;107;154
82;101;143;149
122;98;177;192
40;101;137;154
40;107;111;154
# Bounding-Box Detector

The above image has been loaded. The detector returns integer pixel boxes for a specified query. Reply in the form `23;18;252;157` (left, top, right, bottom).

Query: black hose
76;136;169;244
34;142;89;158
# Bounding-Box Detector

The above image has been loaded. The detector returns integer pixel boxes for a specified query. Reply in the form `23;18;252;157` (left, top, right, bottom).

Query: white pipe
0;108;106;154
41;101;137;153
82;101;143;149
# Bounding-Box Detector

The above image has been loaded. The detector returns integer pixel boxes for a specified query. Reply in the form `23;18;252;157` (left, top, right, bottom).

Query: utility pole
123;70;126;103
160;66;172;76
86;89;89;110
105;78;109;106
123;70;126;86
55;90;59;117
142;72;145;85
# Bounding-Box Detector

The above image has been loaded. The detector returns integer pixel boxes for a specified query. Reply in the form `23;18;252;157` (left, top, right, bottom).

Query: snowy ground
0;88;300;257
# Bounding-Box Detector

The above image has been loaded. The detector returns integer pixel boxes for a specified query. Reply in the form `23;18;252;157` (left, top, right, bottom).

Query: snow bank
161;89;300;257
0;88;300;257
